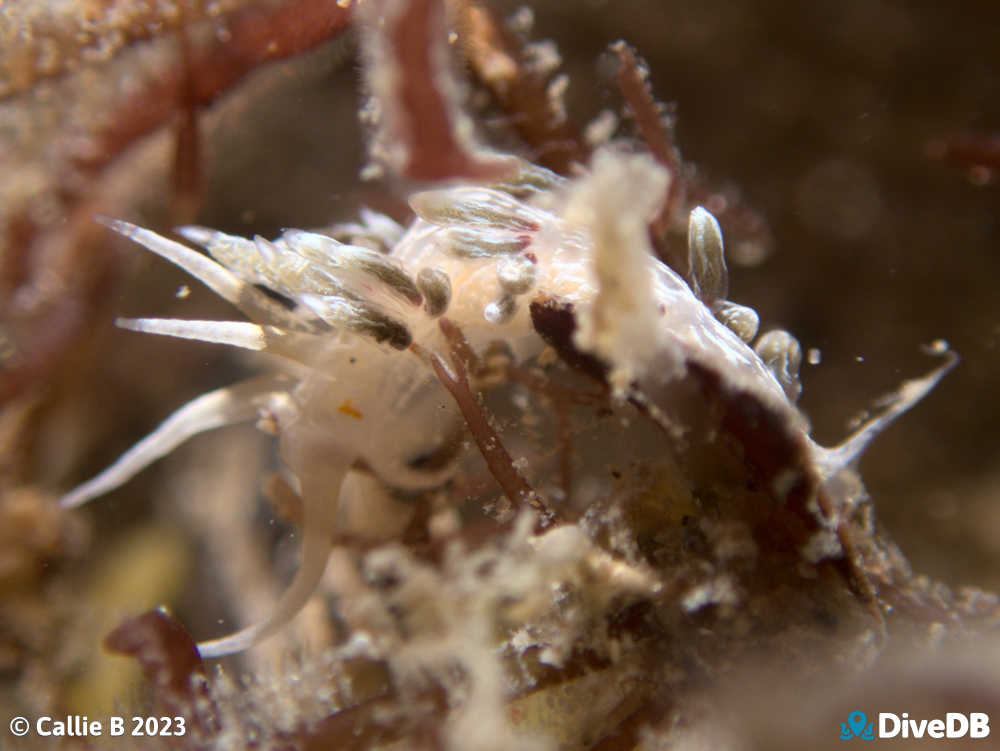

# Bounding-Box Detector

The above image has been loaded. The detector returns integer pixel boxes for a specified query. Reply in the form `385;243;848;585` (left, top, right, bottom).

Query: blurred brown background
1;0;998;715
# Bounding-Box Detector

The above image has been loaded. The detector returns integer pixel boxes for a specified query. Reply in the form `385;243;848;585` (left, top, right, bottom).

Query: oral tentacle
196;456;343;658
60;374;293;509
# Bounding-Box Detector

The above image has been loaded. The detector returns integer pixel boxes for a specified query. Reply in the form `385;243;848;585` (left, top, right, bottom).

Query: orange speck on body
338;400;363;419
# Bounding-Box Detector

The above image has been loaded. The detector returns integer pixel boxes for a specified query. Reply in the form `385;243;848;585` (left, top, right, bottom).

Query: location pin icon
848;711;867;738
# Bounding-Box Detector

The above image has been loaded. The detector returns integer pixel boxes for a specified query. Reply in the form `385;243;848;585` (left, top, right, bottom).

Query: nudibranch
61;147;954;657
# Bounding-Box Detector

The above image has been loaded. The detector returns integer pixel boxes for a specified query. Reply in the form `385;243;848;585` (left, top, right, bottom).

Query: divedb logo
840;710;990;741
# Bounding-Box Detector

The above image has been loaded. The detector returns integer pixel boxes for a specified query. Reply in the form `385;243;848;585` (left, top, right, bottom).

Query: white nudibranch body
61;149;954;657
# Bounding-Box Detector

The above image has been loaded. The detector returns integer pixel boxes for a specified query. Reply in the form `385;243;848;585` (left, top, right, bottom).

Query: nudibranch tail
59;374;291;509
818;345;959;475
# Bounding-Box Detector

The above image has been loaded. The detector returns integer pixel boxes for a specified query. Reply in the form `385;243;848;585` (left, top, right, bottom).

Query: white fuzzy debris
546;73;570;125
801;528;843;563
584;109;619;147
360;162;385;181
564;149;673;395
507;6;534;34
680;576;738;613
523;39;562;77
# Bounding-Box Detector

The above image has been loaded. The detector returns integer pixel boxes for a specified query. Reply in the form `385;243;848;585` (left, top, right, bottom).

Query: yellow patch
338;399;363;420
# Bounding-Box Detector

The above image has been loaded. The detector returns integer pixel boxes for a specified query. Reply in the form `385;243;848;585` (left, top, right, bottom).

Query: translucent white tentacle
115;318;326;366
117;318;268;350
196;427;346;657
817;347;958;475
195;499;335;657
97;217;309;331
60;375;292;509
